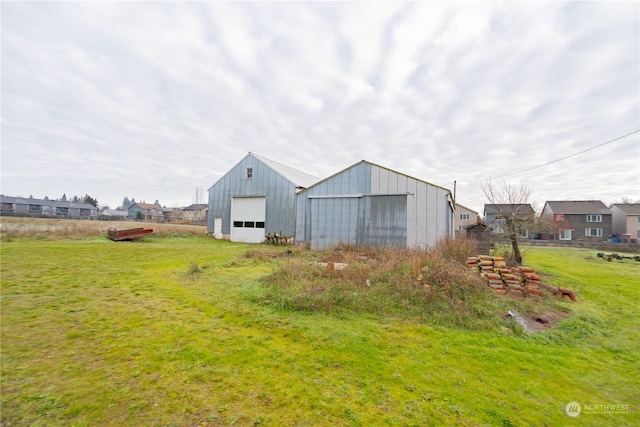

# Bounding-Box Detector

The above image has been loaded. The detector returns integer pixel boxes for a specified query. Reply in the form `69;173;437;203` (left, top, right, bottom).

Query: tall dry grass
259;238;509;330
0;217;207;241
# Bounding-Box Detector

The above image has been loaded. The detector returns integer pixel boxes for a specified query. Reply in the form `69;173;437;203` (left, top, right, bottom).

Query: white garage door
231;197;266;243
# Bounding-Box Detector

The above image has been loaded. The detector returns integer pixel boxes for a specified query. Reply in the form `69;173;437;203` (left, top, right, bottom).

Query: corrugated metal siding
296;162;453;249
207;155;298;237
296;162;371;247
358;195;407;247
307;196;360;249
296;162;371;244
370;164;451;248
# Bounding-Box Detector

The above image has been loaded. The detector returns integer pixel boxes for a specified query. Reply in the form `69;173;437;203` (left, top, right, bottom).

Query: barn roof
250;153;320;189
301;160;452;194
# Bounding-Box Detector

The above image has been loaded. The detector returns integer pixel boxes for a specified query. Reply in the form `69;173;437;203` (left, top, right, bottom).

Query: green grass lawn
1;236;638;426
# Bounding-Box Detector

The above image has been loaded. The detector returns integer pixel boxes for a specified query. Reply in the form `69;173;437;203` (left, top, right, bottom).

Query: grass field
1;221;638;426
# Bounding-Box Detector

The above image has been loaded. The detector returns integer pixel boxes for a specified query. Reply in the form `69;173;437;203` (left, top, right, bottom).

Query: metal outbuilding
207;153;320;243
295;160;454;249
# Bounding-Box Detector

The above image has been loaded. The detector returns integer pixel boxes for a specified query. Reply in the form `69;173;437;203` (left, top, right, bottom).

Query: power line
455;129;639;184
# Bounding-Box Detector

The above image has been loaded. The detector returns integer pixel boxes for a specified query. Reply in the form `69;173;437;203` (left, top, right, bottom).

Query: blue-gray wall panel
296;161;453;249
295;162;372;244
208;154;298;237
357;195;407;248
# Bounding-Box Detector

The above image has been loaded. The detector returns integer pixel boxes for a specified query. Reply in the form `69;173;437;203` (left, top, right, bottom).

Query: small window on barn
233;221;243;228
244;221;255;228
246;167;253;179
256;222;265;228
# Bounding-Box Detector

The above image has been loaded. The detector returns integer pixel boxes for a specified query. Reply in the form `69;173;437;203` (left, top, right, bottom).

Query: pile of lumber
465;255;576;302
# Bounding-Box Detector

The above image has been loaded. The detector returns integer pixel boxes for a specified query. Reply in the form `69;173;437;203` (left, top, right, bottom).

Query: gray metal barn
295;161;454;249
207;153;319;243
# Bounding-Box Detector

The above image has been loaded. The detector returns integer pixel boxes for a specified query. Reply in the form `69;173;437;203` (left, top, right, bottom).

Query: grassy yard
1;229;638;426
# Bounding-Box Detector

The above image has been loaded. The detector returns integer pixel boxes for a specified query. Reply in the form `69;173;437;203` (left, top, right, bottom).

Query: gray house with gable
541;200;612;241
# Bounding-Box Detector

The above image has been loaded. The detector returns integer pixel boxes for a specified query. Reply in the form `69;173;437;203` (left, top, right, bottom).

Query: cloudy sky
2;1;638;214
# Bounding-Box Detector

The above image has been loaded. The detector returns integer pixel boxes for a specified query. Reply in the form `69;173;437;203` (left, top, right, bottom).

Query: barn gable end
295;161;454;249
207;153;319;242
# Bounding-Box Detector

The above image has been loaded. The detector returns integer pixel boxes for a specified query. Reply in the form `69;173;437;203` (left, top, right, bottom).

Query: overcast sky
2;1;638;214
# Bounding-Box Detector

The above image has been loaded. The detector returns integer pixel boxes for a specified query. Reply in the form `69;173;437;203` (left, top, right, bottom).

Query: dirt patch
507;310;570;333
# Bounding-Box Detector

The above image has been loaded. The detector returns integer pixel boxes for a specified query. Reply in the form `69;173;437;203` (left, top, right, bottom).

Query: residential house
1;195;97;218
183;204;208;223
163;207;181;222
454;203;478;235
127;203;165;222
207;152;320;242
483;204;535;238
541;200;612;241
295;160;454;249
610;203;640;242
99;208;128;219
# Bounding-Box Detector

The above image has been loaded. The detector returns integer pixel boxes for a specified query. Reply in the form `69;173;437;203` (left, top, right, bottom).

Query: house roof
454;203;478;215
100;209;128;217
1;195;96;210
611;203;640;215
544;200;610;215
483;204;535;216
131;203;162;210
183;204;208;211
249;153;321;189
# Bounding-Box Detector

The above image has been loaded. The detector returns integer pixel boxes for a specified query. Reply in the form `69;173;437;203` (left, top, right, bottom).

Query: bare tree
193;186;204;222
481;181;536;265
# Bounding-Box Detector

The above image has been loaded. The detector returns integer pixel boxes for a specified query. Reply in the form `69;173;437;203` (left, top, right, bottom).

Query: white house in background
182;204;208;223
454;203;478;235
610;203;640;242
295;160;454;249
207;153;320;242
99;208;128;219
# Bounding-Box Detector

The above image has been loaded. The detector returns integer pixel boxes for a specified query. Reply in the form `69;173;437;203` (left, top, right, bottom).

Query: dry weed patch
0;216;206;240
260;239;563;330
